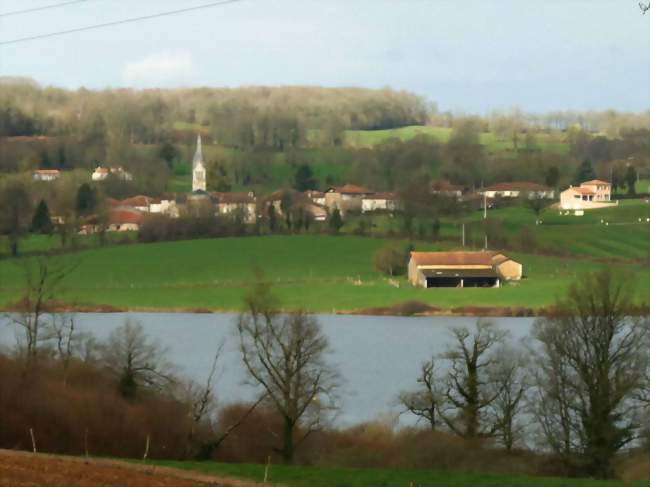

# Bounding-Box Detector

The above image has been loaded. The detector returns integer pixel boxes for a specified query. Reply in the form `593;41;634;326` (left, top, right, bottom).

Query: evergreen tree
625;165;637;195
574;158;596;184
158;142;179;168
76;183;98;217
268;204;277;233
56;146;66;169
31;199;53;235
293;164;317;191
328;208;344;235
40;151;52;169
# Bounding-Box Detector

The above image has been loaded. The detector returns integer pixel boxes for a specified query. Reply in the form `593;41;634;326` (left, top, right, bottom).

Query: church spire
192;134;203;168
192;133;206;192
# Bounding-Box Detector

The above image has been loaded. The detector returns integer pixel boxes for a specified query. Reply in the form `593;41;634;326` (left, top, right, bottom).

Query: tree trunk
282;416;294;464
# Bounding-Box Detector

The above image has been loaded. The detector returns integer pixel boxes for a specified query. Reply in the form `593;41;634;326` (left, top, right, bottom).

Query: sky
0;0;649;113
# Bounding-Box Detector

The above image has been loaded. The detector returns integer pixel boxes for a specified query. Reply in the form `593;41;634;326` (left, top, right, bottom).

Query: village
26;135;631;289
30;134;620;231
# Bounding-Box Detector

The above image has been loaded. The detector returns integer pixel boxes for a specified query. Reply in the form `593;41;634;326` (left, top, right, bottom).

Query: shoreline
0;302;542;317
1;302;647;318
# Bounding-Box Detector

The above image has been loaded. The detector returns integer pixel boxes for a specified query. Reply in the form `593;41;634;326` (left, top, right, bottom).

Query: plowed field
0;449;256;487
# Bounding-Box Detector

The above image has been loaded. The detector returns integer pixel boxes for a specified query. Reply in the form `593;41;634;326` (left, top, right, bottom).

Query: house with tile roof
361;192;403;213
325;184;374;214
408;251;522;288
560;179;616;210
33;169;61;181
479;182;555;199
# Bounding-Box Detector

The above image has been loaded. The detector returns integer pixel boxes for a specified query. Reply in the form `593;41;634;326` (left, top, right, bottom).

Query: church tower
192;134;206;192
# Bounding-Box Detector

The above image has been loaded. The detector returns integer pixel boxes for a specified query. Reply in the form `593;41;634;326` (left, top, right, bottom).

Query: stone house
325;184;374;214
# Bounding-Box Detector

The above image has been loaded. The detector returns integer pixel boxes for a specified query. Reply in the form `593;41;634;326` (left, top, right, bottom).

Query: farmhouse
305;190;326;206
264;190;328;222
92;166;133;181
408;251;522;288
32;169;60;181
431;180;463;199
325;184;374;214
212;191;257;223
560;179;615;210
107;209;145;232
480;182;555;199
361;192;402;213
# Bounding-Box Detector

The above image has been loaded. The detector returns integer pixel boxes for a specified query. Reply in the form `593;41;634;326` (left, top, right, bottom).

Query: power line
0;0;243;46
0;0;89;18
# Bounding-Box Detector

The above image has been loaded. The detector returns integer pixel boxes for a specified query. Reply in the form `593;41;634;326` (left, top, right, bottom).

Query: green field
152;461;649;487
0;235;648;312
342;125;569;154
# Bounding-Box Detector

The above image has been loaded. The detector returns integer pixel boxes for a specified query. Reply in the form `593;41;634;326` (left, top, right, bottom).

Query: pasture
153;461;650;487
0;235;647;313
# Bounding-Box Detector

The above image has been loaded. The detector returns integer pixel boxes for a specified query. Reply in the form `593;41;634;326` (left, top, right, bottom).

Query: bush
0;354;205;459
374;243;411;276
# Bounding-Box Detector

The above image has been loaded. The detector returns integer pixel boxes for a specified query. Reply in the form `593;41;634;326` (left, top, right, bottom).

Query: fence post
84;428;89;459
263;455;271;483
29;428;37;453
143;434;150;462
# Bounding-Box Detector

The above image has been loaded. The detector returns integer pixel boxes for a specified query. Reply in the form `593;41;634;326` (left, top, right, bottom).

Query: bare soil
0;449;257;487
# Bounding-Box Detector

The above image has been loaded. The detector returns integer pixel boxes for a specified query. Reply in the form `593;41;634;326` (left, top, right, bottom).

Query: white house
480;182;555;199
92;166;133;181
33;169;61;181
431;180;463;199
361;193;403;213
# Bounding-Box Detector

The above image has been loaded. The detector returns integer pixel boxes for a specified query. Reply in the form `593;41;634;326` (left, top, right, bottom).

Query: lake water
0;313;536;426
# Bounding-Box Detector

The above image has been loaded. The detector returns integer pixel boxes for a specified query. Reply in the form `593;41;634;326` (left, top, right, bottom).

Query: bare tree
398;358;441;430
9;256;77;359
641;2;650;14
438;321;507;439
44;313;91;385
486;347;529;451
100;319;175;399
531;268;650;478
524;195;551;224
237;280;338;463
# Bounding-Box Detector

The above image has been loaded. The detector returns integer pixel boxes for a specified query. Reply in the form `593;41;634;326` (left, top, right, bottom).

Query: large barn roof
410;251;509;267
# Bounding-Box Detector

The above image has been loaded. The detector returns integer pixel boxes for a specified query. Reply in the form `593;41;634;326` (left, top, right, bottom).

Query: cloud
122;52;195;87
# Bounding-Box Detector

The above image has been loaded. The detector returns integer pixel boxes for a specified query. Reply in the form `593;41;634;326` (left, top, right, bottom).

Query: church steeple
192;134;206;192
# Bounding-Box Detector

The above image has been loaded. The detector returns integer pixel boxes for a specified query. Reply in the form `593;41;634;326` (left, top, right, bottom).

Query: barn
407;251;522;288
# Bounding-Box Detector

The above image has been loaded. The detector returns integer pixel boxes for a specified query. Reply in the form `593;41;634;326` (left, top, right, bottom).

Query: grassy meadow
153;461;650;487
0;234;648;312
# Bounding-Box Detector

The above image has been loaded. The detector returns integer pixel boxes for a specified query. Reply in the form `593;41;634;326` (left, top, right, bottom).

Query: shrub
374;243;411;276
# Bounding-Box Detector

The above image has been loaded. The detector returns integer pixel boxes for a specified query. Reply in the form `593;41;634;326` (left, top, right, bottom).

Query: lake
0;313;536;426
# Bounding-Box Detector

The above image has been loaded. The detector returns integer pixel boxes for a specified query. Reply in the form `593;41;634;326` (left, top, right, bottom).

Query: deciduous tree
100;319;175;399
438;321;507;439
531;268;650;478
237;280;339;463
